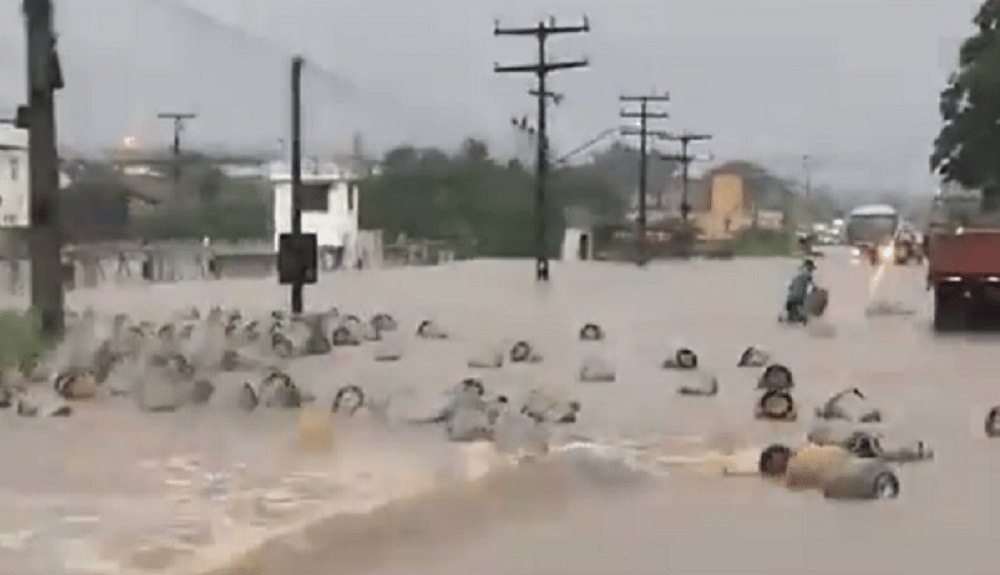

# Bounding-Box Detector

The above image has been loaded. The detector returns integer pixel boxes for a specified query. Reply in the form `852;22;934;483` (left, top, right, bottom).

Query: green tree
359;140;622;258
931;0;1000;189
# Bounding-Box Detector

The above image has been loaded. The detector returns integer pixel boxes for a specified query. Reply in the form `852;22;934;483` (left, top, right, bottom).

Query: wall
0;125;29;228
561;228;592;261
709;174;745;215
355;229;384;269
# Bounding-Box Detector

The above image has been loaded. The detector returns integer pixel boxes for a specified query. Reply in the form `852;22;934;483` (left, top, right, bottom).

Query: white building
0;124;29;228
0;125;74;231
270;159;363;267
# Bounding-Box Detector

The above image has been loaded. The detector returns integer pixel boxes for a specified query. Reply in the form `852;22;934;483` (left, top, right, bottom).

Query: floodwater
4;248;1000;574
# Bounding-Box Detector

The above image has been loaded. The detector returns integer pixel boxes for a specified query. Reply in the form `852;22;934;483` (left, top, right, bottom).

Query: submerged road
2;249;998;574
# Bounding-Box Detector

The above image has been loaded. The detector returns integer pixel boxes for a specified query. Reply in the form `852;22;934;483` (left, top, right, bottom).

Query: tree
359;140;623;258
584;141;679;198
931;0;1000;189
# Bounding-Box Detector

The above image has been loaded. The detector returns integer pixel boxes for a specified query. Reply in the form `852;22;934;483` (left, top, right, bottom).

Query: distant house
0;126;140;243
270;159;364;267
692;162;789;240
0;124;30;228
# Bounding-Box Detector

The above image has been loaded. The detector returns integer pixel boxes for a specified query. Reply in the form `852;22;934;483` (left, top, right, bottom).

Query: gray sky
0;0;983;191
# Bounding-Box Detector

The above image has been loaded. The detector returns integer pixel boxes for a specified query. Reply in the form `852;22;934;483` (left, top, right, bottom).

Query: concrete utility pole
803;154;812;200
156;112;196;193
659;132;712;225
289;55;304;314
21;0;65;337
620;93;670;264
660;132;711;258
494;16;590;282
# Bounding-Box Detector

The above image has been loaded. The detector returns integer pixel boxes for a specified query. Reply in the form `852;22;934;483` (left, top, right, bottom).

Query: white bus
845;204;922;264
845;204;899;248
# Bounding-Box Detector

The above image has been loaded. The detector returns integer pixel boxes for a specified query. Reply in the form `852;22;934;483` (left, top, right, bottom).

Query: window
298;183;329;212
9;157;18;181
347;184;355;212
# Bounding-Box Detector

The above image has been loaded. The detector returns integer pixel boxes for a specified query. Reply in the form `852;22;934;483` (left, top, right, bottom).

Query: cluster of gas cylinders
3;309;992;502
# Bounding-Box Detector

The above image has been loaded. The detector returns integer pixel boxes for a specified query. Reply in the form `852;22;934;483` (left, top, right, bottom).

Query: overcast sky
0;0;983;192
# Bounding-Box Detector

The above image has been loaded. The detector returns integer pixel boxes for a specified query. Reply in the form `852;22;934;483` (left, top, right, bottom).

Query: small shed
270;160;362;268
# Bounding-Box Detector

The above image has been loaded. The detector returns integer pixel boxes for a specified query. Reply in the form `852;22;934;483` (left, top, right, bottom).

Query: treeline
61;157;273;243
358;138;626;257
61;137;846;256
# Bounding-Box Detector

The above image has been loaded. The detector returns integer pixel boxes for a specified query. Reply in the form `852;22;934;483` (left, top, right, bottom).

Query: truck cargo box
928;229;1000;279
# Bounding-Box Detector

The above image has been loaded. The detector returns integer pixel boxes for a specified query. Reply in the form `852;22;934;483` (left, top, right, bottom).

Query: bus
844;204;921;265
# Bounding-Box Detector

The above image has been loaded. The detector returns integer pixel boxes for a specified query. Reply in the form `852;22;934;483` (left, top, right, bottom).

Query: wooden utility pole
494;16;590;282
620;93;669;264
21;0;65;337
156;112;196;193
289;56;304;314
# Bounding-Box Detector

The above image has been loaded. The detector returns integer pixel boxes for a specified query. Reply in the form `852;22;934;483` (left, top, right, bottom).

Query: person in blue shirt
784;259;816;323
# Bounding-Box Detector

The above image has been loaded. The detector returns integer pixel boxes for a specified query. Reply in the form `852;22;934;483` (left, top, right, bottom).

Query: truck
926;185;1000;331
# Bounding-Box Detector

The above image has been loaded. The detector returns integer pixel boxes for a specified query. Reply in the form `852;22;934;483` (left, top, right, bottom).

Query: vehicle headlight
880;245;894;260
851;247;860;257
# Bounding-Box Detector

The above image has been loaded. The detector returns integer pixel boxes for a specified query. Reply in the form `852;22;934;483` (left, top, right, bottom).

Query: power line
494;15;590;282
620;92;669;264
146;0;358;98
555;127;618;165
143;0;469;131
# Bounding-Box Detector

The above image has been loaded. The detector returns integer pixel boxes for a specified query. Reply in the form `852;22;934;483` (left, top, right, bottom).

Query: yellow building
695;173;755;240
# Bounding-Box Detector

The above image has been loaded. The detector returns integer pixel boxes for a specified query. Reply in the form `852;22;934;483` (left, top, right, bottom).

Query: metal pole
23;0;64;337
290;56;303;313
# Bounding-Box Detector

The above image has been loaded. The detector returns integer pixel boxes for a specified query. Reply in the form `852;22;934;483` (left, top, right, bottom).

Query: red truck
926;189;1000;331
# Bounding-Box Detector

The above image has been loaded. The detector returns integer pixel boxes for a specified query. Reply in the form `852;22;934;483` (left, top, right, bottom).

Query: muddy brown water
2;248;999;574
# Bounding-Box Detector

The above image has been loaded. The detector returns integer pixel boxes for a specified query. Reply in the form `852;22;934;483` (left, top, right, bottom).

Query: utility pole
276;56;316;312
494;16;590;282
620;93;669;264
659;132;712;225
289;56;303;314
156;111;196;194
21;0;65;337
660;132;711;258
803;154;812;200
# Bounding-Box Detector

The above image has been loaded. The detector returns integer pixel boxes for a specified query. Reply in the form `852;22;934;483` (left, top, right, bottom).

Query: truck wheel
933;287;966;332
